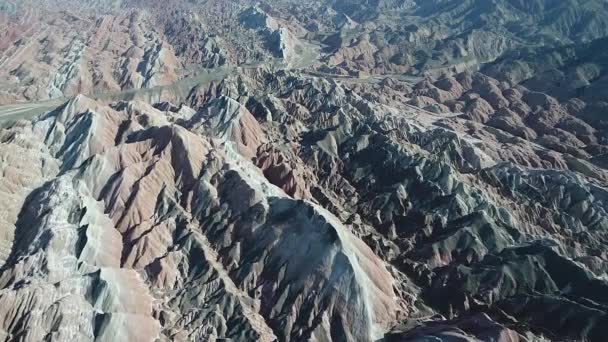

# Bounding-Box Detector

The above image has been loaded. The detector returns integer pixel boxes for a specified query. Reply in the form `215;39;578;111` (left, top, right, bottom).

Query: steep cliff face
0;93;400;341
1;1;608;342
1;66;607;341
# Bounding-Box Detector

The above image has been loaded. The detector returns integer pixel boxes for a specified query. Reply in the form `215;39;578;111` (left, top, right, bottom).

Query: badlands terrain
1;0;608;341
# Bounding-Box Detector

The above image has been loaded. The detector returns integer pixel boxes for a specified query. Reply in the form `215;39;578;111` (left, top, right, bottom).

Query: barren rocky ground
0;0;607;341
